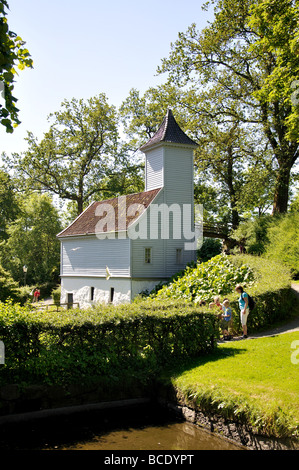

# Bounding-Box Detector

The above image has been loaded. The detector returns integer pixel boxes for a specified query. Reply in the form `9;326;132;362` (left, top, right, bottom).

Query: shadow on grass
159;345;247;383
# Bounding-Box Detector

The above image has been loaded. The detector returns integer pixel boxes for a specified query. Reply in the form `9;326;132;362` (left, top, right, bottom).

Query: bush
0;265;20;303
230;216;274;255
51;285;61;306
17;285;35;304
197;238;222;262
151;254;255;304
0;299;219;387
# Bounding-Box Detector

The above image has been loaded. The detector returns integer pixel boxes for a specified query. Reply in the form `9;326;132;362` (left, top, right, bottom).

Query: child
220;299;232;340
209;296;223;312
34;288;40;302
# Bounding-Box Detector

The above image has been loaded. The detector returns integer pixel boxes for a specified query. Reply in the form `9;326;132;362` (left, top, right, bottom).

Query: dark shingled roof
140;109;198;151
57;188;162;238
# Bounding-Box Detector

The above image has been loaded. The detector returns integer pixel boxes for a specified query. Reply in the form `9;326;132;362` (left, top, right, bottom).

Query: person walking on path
235;284;249;338
33;288;40;302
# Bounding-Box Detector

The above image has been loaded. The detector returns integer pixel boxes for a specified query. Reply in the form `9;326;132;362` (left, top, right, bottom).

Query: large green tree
0;193;62;285
0;1;33;132
0;168;19;239
6;94;142;216
158;0;299;214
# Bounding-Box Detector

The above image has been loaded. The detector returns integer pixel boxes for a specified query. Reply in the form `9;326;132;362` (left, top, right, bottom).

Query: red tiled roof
140;109;198;151
57;188;162;238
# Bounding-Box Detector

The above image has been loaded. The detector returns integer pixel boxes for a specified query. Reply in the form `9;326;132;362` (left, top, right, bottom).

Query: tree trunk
77;199;83;216
226;146;240;229
272;161;291;215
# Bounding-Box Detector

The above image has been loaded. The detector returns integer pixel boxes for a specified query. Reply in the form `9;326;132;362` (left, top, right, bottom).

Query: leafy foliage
158;0;299;213
0;193;62;285
0;168;19;240
197;238;222;263
120;85;274;226
264;212;299;277
230;216;275;255
51;285;61;306
6;95;143;216
152;254;255;304
0;1;33;132
0;265;19;302
0;299;219;386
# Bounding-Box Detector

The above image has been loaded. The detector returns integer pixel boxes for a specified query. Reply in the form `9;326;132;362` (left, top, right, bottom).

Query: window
109;287;115;304
67;293;73;310
90;286;95;301
176;248;183;265
144;247;152;264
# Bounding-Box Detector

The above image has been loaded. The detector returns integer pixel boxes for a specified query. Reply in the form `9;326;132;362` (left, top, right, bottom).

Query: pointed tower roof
140;109;198;151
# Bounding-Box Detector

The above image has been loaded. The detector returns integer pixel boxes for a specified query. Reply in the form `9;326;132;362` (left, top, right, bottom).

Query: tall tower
140;109;198;272
140;108;197;198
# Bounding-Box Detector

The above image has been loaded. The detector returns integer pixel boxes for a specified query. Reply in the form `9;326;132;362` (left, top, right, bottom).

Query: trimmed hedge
0;300;219;386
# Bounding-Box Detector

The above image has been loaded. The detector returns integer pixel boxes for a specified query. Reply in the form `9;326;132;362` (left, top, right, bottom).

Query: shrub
151;254;255;304
0;299;219;387
197;238;222;262
0;265;20;303
230;216;274;255
17;285;35;304
51;285;61;306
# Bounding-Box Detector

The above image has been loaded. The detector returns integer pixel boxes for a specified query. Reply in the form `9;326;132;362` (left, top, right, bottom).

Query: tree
0;168;19;239
0;193;62;285
230;215;274;255
158;0;299;214
7;95;136;216
0;264;19;302
0;1;33;132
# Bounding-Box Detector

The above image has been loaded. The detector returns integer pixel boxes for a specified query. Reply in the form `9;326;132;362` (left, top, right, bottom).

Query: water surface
59;421;243;451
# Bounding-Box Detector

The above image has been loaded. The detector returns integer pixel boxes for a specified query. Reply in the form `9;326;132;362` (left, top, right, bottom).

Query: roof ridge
161;108;171;141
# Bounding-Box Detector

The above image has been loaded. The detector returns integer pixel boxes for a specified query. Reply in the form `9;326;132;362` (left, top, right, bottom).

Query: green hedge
0;300;219;386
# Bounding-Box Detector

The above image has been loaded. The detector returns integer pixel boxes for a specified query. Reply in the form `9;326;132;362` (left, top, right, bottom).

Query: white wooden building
57;109;198;307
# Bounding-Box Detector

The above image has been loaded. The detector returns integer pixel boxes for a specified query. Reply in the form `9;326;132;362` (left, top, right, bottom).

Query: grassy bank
160;332;299;439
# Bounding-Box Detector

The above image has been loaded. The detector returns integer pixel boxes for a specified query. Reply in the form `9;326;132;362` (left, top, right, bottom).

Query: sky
0;0;214;156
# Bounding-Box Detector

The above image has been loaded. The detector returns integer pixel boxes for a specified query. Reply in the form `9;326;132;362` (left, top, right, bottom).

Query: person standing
235;284;249;338
220;299;232;340
34;288;40;302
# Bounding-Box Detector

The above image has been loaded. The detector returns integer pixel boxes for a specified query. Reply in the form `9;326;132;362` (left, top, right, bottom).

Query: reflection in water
0;403;245;450
60;421;243;451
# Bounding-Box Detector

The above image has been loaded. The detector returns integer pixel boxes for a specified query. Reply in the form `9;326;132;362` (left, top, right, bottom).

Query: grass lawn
162;332;299;438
